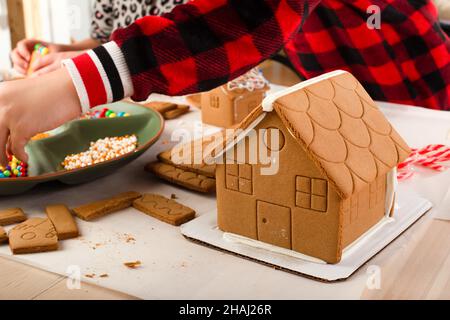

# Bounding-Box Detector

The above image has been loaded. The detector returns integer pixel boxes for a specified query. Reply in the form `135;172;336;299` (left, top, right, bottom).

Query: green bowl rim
0;102;165;182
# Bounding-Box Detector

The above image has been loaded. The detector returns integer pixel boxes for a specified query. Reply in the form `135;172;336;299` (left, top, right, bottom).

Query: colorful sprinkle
82;108;131;120
62;135;138;170
0;156;28;179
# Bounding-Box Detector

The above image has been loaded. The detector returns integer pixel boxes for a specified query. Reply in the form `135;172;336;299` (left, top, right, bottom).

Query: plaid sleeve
63;0;317;112
284;0;450;110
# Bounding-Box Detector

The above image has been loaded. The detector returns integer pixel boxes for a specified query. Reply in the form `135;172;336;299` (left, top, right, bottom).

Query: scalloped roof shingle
270;71;411;199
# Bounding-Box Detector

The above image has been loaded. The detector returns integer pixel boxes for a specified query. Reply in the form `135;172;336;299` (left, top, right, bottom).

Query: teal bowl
0;102;164;195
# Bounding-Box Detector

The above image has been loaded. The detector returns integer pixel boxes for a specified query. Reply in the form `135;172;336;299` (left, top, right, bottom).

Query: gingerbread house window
295;176;328;212
210;96;220;108
225;164;253;195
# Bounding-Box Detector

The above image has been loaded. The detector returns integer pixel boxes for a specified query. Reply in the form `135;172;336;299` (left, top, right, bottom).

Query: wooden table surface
1;62;448;300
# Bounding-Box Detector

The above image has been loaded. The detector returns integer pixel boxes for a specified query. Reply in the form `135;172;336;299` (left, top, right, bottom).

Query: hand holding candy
11;40;64;75
0;68;82;166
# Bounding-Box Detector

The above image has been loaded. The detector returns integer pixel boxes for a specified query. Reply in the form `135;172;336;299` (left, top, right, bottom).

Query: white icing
342;216;395;257
227;68;268;92
385;168;398;217
223;232;327;264
224;215;395;265
262;70;348;112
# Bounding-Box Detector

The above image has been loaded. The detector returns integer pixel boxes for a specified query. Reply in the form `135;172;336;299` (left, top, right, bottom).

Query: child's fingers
17;40;32;62
9;132;28;164
30;54;55;73
30;64;59;78
12;64;27;76
6;136;13;159
10;49;28;74
0;128;9;167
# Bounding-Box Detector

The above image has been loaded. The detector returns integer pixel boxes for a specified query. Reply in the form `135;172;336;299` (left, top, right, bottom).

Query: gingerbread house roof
214;70;411;199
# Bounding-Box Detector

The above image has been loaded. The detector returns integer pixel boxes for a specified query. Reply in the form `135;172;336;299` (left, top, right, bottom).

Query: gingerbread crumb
124;261;142;269
171;194;178;200
125;234;136;243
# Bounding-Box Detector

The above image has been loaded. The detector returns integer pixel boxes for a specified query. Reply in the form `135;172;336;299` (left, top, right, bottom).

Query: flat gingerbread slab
157;135;221;178
0;208;27;226
9;218;58;254
157;150;216;179
186;94;202;109
144;101;177;114
133;194;196;226
164;105;190;120
0;227;7;243
46;204;79;240
73;191;142;221
144;101;190;120
145;162;216;193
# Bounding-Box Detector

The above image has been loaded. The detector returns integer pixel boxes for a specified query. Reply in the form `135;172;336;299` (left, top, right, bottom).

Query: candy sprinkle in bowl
0;102;164;196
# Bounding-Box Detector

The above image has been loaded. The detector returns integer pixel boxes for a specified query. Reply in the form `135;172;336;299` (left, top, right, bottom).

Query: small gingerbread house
212;71;411;264
201;68;270;128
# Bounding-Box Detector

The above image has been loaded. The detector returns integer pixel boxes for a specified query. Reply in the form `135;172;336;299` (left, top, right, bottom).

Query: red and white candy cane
397;144;450;180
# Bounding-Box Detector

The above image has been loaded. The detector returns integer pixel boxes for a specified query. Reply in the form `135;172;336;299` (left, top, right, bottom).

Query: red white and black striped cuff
62;41;134;113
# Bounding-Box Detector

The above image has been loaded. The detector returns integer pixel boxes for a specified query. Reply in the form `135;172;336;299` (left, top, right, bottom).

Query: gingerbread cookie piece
9;218;58;254
145;162;216;194
124;261;142;269
0;208;27;226
0;227;7;244
157;135;220;178
73;191;142;221
144;101;190;120
164;105;190;120
133;194;196;226
158;150;216;178
186;94;202;109
46;204;79;240
144;101;177;114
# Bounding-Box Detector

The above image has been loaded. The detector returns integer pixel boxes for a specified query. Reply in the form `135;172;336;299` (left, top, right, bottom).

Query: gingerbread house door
256;201;291;250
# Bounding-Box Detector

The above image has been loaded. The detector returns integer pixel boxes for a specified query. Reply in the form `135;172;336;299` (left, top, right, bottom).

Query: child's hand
10;39;63;75
29;51;83;77
0;68;81;165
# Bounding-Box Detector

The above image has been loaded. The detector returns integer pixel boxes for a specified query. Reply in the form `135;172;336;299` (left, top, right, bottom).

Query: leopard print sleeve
90;0;114;43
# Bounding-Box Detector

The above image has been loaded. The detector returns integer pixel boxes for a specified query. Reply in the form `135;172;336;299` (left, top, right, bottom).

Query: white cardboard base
181;190;432;282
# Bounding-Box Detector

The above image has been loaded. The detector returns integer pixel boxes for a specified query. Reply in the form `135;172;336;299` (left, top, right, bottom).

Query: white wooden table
0;67;449;300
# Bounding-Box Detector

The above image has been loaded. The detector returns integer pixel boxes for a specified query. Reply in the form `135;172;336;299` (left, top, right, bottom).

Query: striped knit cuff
62;41;134;113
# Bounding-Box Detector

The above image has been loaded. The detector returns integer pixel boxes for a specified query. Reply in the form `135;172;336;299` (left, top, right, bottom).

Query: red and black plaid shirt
65;0;449;113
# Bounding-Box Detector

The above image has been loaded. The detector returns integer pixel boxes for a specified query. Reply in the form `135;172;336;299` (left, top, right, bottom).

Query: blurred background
0;0;92;70
0;0;448;81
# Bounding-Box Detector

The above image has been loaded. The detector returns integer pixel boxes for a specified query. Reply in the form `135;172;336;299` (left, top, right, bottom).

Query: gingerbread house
201;68;270;128
212;71;411;264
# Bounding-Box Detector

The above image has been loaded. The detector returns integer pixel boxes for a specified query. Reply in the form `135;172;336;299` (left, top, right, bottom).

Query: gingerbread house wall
217;113;345;263
201;87;266;128
340;174;386;248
